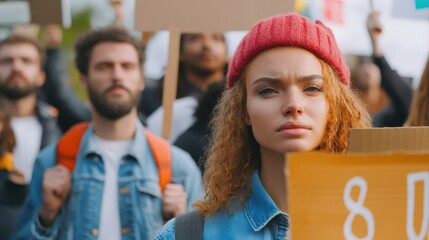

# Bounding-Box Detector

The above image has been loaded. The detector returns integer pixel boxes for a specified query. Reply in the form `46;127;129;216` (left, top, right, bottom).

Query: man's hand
13;24;40;39
110;0;125;26
8;169;25;185
162;183;187;220
38;165;71;227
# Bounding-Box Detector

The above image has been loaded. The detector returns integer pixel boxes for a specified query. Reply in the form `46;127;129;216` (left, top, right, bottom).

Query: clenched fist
110;0;125;26
367;11;384;57
38;165;71;227
367;12;383;39
162;183;187;220
44;24;63;49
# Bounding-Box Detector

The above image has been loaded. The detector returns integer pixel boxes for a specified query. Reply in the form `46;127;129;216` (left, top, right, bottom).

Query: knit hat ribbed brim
226;13;350;89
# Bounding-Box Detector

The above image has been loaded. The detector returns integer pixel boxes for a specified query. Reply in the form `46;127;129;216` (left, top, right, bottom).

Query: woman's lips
276;122;311;136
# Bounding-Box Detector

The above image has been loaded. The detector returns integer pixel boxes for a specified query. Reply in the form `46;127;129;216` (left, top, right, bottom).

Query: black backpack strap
174;211;204;240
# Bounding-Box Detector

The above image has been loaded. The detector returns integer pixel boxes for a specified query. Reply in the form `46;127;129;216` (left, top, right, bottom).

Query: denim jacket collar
244;170;289;232
80;119;147;167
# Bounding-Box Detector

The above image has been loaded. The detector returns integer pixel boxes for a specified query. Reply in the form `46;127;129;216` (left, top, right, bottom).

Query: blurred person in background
0;100;28;240
141;33;228;116
0;34;61;184
142;33;228;141
0;27;63;239
352;11;413;127
40;25;91;132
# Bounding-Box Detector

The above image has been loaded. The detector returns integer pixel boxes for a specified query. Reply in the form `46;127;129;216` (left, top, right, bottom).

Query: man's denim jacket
155;171;289;240
13;120;202;240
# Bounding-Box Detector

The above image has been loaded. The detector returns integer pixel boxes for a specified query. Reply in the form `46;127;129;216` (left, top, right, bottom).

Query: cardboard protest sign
135;0;296;32
393;0;429;21
28;0;71;27
416;0;429;9
348;127;429;153
134;0;295;138
323;0;344;24
288;151;429;239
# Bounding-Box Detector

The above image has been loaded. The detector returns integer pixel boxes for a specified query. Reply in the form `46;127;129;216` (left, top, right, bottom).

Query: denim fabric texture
155;170;289;240
13;120;202;240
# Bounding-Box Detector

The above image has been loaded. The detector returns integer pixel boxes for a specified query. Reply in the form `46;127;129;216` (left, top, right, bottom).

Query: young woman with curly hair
156;13;371;240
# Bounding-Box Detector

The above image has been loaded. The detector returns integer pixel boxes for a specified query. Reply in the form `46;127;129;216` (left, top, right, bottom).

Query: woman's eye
257;87;277;96
304;85;323;93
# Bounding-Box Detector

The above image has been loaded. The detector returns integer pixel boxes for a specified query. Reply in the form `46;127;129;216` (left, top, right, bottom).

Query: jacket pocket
69;181;83;212
135;180;163;236
136;180;162;198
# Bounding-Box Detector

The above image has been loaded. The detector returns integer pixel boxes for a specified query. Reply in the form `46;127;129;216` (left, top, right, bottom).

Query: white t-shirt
11;116;42;183
93;135;132;240
147;96;198;142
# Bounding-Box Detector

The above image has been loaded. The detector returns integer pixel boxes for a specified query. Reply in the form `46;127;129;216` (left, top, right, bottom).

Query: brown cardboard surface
288;151;429;239
134;0;296;32
28;0;62;25
161;30;181;139
348;127;429;153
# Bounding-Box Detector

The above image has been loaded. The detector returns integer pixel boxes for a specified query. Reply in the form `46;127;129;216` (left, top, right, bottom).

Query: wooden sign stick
161;30;181;139
141;32;153;45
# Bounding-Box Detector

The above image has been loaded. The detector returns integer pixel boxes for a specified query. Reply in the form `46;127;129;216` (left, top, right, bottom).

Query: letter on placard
407;172;429;240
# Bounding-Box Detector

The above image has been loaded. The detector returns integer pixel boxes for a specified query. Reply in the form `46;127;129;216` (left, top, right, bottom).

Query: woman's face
245;47;328;155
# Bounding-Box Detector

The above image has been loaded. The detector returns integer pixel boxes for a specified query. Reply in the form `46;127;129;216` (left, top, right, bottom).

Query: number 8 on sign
343;176;375;240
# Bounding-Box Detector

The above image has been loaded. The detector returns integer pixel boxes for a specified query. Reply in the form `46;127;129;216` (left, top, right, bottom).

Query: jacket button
90;228;99;236
120;187;130;193
121;228;131;234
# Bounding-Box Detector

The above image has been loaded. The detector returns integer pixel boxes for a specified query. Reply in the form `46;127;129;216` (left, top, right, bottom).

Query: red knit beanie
227;13;350;89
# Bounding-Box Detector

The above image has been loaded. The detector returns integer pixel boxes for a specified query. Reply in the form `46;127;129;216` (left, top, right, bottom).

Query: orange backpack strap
145;130;172;192
56;122;89;172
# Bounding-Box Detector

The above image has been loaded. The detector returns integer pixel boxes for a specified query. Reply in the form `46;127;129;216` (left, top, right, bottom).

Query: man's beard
0;73;38;100
185;50;226;79
88;84;140;120
188;63;217;78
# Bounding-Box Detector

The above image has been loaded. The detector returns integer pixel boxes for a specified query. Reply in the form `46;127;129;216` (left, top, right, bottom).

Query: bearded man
13;27;202;240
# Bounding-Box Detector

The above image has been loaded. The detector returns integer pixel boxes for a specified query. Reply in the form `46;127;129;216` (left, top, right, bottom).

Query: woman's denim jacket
13;121;202;240
155;171;289;240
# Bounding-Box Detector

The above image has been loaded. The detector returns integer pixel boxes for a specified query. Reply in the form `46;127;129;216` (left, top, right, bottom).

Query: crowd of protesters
0;0;427;239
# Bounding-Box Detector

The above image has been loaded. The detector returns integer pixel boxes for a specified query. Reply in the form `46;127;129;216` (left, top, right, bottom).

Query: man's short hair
75;27;144;76
0;35;45;67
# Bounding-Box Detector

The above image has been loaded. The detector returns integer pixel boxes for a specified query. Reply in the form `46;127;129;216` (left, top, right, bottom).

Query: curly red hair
194;60;371;215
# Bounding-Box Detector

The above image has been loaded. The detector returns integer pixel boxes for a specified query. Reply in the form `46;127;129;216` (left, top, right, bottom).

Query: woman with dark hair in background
174;81;225;174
